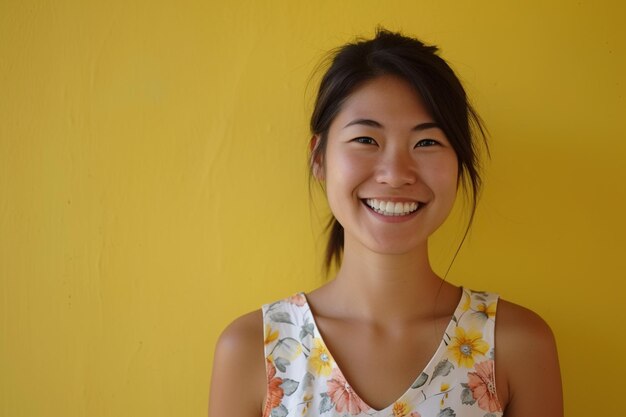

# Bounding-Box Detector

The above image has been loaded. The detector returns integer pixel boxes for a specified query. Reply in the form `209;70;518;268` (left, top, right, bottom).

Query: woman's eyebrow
343;118;440;131
343;118;384;128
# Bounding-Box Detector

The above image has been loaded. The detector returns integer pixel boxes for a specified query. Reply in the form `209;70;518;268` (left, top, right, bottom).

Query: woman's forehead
332;76;435;129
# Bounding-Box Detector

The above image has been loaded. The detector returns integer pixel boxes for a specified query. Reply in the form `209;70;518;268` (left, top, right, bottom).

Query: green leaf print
299;323;315;341
432;359;455;379
461;386;476;405
411;372;429;388
271;404;288;417
319;392;333;414
437;408;456;417
274;357;290;372
281;378;299;396
301;372;315;389
272;337;301;362
270;312;294;325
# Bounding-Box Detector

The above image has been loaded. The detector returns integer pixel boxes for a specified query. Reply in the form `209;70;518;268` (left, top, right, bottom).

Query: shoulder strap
457;288;500;361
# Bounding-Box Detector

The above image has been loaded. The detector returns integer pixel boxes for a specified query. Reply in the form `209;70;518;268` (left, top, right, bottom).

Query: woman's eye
415;139;438;148
353;137;377;145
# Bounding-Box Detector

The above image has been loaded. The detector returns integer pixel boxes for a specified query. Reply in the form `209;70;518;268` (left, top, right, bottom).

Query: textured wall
1;1;624;416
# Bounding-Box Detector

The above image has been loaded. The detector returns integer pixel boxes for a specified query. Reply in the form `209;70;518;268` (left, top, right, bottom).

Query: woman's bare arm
496;300;564;417
208;310;267;417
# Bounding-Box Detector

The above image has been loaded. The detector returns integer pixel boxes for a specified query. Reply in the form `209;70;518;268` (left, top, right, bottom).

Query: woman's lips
363;198;422;216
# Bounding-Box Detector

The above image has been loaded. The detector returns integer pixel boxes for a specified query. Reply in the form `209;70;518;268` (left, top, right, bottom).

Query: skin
208;75;563;417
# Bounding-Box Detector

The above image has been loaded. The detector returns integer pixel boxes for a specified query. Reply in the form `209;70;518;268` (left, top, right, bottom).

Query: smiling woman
317;75;459;257
208;29;563;417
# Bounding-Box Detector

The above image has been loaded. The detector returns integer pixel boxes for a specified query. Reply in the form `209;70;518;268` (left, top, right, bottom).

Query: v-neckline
300;288;465;414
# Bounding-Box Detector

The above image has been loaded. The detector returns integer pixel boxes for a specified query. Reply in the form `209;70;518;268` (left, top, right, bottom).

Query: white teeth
365;199;420;216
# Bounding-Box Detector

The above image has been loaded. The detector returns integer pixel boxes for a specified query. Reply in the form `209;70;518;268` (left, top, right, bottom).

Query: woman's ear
310;135;325;181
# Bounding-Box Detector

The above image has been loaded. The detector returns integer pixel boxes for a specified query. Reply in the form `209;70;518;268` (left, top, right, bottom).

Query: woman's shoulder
216;292;306;348
494;298;563;416
217;308;264;349
495;298;557;350
209;309;266;417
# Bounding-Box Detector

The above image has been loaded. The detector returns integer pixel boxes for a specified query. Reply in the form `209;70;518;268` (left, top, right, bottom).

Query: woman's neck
316;237;452;324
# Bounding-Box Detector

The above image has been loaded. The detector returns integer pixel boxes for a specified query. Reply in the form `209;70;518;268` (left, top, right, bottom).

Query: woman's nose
375;149;417;187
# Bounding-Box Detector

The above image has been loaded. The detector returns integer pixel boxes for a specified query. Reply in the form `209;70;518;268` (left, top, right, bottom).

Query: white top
262;288;503;417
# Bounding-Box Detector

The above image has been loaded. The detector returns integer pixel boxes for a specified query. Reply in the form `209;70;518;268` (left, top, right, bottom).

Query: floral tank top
261;288;503;417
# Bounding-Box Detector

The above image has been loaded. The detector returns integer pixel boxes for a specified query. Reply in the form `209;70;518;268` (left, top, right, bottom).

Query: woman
209;29;563;417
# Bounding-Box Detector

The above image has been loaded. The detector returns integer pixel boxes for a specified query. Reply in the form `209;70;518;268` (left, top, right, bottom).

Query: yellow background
1;1;624;416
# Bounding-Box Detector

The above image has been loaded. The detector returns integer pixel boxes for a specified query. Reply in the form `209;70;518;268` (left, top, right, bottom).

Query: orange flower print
448;327;489;368
287;293;306;306
326;369;371;415
468;360;502;413
409;413;421;417
265;360;284;411
392;401;411;417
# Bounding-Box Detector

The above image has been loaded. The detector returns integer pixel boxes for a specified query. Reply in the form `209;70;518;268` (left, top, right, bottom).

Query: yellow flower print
448;327;489;368
440;383;451;407
307;338;333;376
393;401;411;417
476;302;496;319
301;393;313;415
461;291;471;312
264;325;279;345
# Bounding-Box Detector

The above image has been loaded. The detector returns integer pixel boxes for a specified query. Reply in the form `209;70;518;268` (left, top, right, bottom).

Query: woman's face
315;75;459;256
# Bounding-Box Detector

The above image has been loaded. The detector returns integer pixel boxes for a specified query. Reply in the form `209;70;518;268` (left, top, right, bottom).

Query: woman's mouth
363;198;422;216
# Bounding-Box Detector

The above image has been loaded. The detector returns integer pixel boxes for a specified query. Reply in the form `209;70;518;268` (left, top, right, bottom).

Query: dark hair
310;28;487;274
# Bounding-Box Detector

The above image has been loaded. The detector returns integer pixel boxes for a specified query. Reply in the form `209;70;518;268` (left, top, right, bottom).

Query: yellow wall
1;1;624;416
